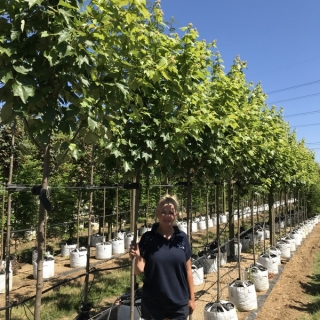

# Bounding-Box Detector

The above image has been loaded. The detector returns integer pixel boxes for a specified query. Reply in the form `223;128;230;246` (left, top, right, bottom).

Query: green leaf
12;82;35;104
25;0;42;8
93;33;105;40
142;152;152;161
0;47;13;57
88;117;98;130
123;161;131;172
21;19;25;32
41;31;50;38
58;30;71;43
84;132;100;144
157;57;168;69
115;83;129;97
1;71;13;84
72;148;79;160
58;0;78;10
13;65;32;75
68;143;77;151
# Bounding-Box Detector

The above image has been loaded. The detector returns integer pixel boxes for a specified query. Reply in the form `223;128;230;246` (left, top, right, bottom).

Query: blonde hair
156;194;179;213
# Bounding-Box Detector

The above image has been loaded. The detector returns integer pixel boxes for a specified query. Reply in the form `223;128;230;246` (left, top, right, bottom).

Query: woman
129;195;195;320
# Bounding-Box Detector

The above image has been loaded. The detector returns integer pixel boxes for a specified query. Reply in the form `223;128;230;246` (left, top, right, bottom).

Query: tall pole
83;146;94;310
130;174;141;320
237;184;241;279
228;181;234;257
251;191;256;265
5;120;15;320
216;184;221;301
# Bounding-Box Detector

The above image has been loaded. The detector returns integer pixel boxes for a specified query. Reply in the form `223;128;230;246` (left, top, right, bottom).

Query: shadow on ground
288;273;320;314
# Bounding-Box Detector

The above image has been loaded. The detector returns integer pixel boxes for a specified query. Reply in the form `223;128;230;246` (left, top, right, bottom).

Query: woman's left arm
186;258;195;314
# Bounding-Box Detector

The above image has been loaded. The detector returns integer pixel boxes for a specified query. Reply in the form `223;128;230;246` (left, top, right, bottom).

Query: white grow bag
61;242;77;257
198;220;206;231
204;300;238;320
276;240;291;259
0;261;12;293
70;247;87;268
125;233;133;249
33;255;54;279
244;263;269;292
200;256;217;274
212;216;217;226
215;251;228;267
207;219;214;228
257;253;278;274
256;229;264;241
282;236;296;253
95;242;112;260
291;230;302;246
268;246;281;265
191;221;198;232
91;234;106;247
264;229;270;239
112;238;125;255
0;271;12;293
234;242;242;259
228;280;257;311
241;237;250;252
220;215;227;224
178;221;188;234
192;265;204;286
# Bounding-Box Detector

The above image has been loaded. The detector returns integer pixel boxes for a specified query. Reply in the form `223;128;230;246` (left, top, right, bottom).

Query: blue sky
158;0;320;163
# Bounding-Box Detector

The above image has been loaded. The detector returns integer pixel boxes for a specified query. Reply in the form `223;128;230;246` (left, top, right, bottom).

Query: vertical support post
5;120;15;320
130;174;141;320
251;191;256;265
216;184;221;301
237;184;241;279
83;146;94;311
228;181;234;257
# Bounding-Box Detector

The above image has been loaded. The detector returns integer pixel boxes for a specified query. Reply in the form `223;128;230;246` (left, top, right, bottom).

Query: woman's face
156;202;177;227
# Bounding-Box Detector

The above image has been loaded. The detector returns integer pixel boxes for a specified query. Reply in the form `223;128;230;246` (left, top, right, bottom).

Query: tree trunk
5;120;15;320
83;146;95;311
130;172;141;320
268;191;275;246
34;143;50;320
228;181;234;256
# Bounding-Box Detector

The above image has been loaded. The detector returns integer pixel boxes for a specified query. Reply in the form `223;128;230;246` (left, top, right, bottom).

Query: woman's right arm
129;241;146;275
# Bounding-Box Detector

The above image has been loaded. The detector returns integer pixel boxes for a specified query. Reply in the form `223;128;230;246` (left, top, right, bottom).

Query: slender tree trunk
34;143;50;320
77;192;82;248
228;181;234;257
130;172;141;320
186;177;192;245
268;191;275;246
216;184;221;301
251;191;256;265
83;146;94;309
237;185;241;279
5;120;15;320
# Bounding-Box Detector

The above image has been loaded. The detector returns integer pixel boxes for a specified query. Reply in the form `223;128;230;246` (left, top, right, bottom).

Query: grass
299;252;320;320
6;269;143;320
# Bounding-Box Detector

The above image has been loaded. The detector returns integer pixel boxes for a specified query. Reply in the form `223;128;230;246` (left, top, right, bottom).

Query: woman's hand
189;298;195;315
129;241;145;275
129;241;140;260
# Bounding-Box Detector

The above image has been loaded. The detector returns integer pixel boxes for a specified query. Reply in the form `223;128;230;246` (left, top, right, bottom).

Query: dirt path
255;223;320;320
190;222;320;320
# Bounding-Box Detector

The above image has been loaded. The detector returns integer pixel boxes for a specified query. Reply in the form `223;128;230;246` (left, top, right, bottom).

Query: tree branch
23;117;42;151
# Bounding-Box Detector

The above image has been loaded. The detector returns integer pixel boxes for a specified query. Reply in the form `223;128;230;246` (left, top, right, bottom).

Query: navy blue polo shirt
139;223;192;307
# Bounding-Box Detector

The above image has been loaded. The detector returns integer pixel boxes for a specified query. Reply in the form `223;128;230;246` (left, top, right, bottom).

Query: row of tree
1;0;320;319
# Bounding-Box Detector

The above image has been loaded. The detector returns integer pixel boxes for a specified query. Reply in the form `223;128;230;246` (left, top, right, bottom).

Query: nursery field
0;214;319;320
